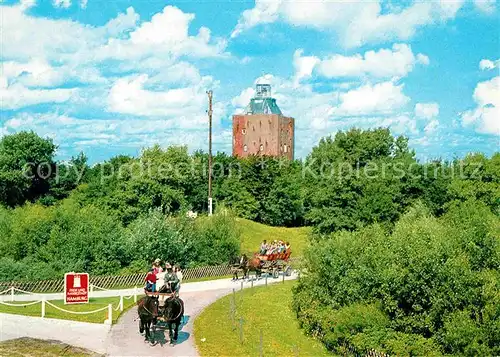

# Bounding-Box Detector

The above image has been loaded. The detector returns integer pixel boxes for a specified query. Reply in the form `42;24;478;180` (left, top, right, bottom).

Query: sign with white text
64;272;89;304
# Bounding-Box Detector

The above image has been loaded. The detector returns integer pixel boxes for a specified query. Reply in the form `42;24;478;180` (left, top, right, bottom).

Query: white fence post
133;287;137;303
105;304;112;325
90;284;94;298
10;287;14;302
41;299;46;318
119;295;124;311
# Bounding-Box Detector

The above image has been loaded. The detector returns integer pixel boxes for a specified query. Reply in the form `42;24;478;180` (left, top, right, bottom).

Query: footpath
0;273;298;356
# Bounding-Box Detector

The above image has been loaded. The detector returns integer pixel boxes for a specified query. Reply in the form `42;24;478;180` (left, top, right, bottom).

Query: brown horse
231;254;262;279
137;295;159;344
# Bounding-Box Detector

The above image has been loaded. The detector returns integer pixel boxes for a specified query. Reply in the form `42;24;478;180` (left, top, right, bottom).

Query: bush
293;200;500;355
126;211;240;268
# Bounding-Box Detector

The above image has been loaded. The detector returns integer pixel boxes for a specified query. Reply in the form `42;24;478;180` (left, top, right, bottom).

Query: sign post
64;272;89;304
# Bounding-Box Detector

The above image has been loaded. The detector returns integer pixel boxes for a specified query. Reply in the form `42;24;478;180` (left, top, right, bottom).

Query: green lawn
0;295;138;324
193;280;330;357
237;218;312;257
0;338;101;357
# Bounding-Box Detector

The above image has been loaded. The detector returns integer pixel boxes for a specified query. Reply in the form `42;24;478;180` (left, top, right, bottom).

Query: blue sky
0;0;498;164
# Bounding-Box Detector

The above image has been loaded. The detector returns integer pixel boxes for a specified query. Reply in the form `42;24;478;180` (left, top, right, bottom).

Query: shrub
293;200;500;355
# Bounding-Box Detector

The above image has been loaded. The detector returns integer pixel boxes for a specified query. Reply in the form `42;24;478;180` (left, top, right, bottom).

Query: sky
0;0;499;164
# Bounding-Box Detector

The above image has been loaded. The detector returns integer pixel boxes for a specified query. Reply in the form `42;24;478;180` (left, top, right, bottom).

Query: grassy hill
194;280;330;357
236;218;311;257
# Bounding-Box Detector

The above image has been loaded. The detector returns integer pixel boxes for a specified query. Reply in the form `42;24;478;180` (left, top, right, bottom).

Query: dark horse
158;284;184;346
137;295;159;344
231;254;262;280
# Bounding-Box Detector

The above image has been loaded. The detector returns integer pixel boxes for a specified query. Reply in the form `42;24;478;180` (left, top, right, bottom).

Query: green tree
0;131;57;206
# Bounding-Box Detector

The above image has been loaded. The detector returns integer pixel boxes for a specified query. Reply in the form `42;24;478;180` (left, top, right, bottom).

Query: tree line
0;129;498;282
1;129;498;230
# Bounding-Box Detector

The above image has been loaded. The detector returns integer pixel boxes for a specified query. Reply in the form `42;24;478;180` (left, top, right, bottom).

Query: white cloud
80;0;87;9
293;49;320;83
415;103;439;120
479;59;499;70
231;0;281;38
303;43;429;80
336;81;410;116
106;73;219;124
474;0;497;13
53;0;71;8
424;119;439;134
231;87;255;112
1;59;106;88
0;77;75;110
1;3;225;63
461;76;500;135
100;6;227;61
231;0;466;47
103;7;139;38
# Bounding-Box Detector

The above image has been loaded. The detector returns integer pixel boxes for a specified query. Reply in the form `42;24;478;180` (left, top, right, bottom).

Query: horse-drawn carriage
259;250;293;278
137;284;184;346
231;250;293;280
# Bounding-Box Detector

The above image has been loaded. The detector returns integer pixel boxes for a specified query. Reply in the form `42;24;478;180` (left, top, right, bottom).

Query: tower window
242;129;247;135
284;144;288;153
243;145;248;152
259;144;264;151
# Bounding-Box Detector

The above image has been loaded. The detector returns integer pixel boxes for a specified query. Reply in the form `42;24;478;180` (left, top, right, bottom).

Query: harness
163;296;184;322
138;298;158;317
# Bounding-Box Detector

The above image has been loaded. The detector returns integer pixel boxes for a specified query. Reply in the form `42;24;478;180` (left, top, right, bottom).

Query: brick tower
232;84;294;160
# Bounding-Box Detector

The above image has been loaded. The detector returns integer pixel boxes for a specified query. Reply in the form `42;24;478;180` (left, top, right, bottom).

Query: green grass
194;280;330;357
0;338;102;356
0;295;138;324
237;218;312;257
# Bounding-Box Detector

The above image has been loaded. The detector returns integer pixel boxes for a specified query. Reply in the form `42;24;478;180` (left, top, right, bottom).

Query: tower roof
244;84;282;115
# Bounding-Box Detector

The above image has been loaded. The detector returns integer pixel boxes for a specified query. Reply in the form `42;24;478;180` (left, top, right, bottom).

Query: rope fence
0;293;134;325
0;258;301;294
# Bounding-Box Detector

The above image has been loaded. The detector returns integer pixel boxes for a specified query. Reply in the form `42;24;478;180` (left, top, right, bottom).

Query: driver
164;263;180;297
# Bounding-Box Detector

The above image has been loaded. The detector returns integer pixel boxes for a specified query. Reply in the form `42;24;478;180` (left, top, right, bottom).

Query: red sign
64;272;89;304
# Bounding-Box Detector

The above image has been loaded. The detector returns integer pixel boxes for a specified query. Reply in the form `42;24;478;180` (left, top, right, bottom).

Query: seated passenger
145;268;157;293
259;240;268;255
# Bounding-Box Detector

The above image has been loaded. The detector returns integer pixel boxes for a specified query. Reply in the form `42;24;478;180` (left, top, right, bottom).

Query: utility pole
207;90;213;216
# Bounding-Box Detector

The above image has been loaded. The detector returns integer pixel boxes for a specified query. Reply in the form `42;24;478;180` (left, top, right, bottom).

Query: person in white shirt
174;265;183;295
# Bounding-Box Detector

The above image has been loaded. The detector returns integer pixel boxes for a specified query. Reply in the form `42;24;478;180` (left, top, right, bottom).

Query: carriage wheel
285;265;292;276
272;268;279;279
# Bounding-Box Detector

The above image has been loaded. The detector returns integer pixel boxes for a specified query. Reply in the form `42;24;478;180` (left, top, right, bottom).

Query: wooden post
265;275;268;286
10;287;14;302
90;284;94;298
41;299;45;318
239;317;244;344
240;280;244;291
133;286;137;303
106;304;113;325
251;276;254;288
259;328;264;357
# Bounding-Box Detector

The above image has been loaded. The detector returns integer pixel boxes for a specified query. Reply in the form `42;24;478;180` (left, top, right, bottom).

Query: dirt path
105;288;232;357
